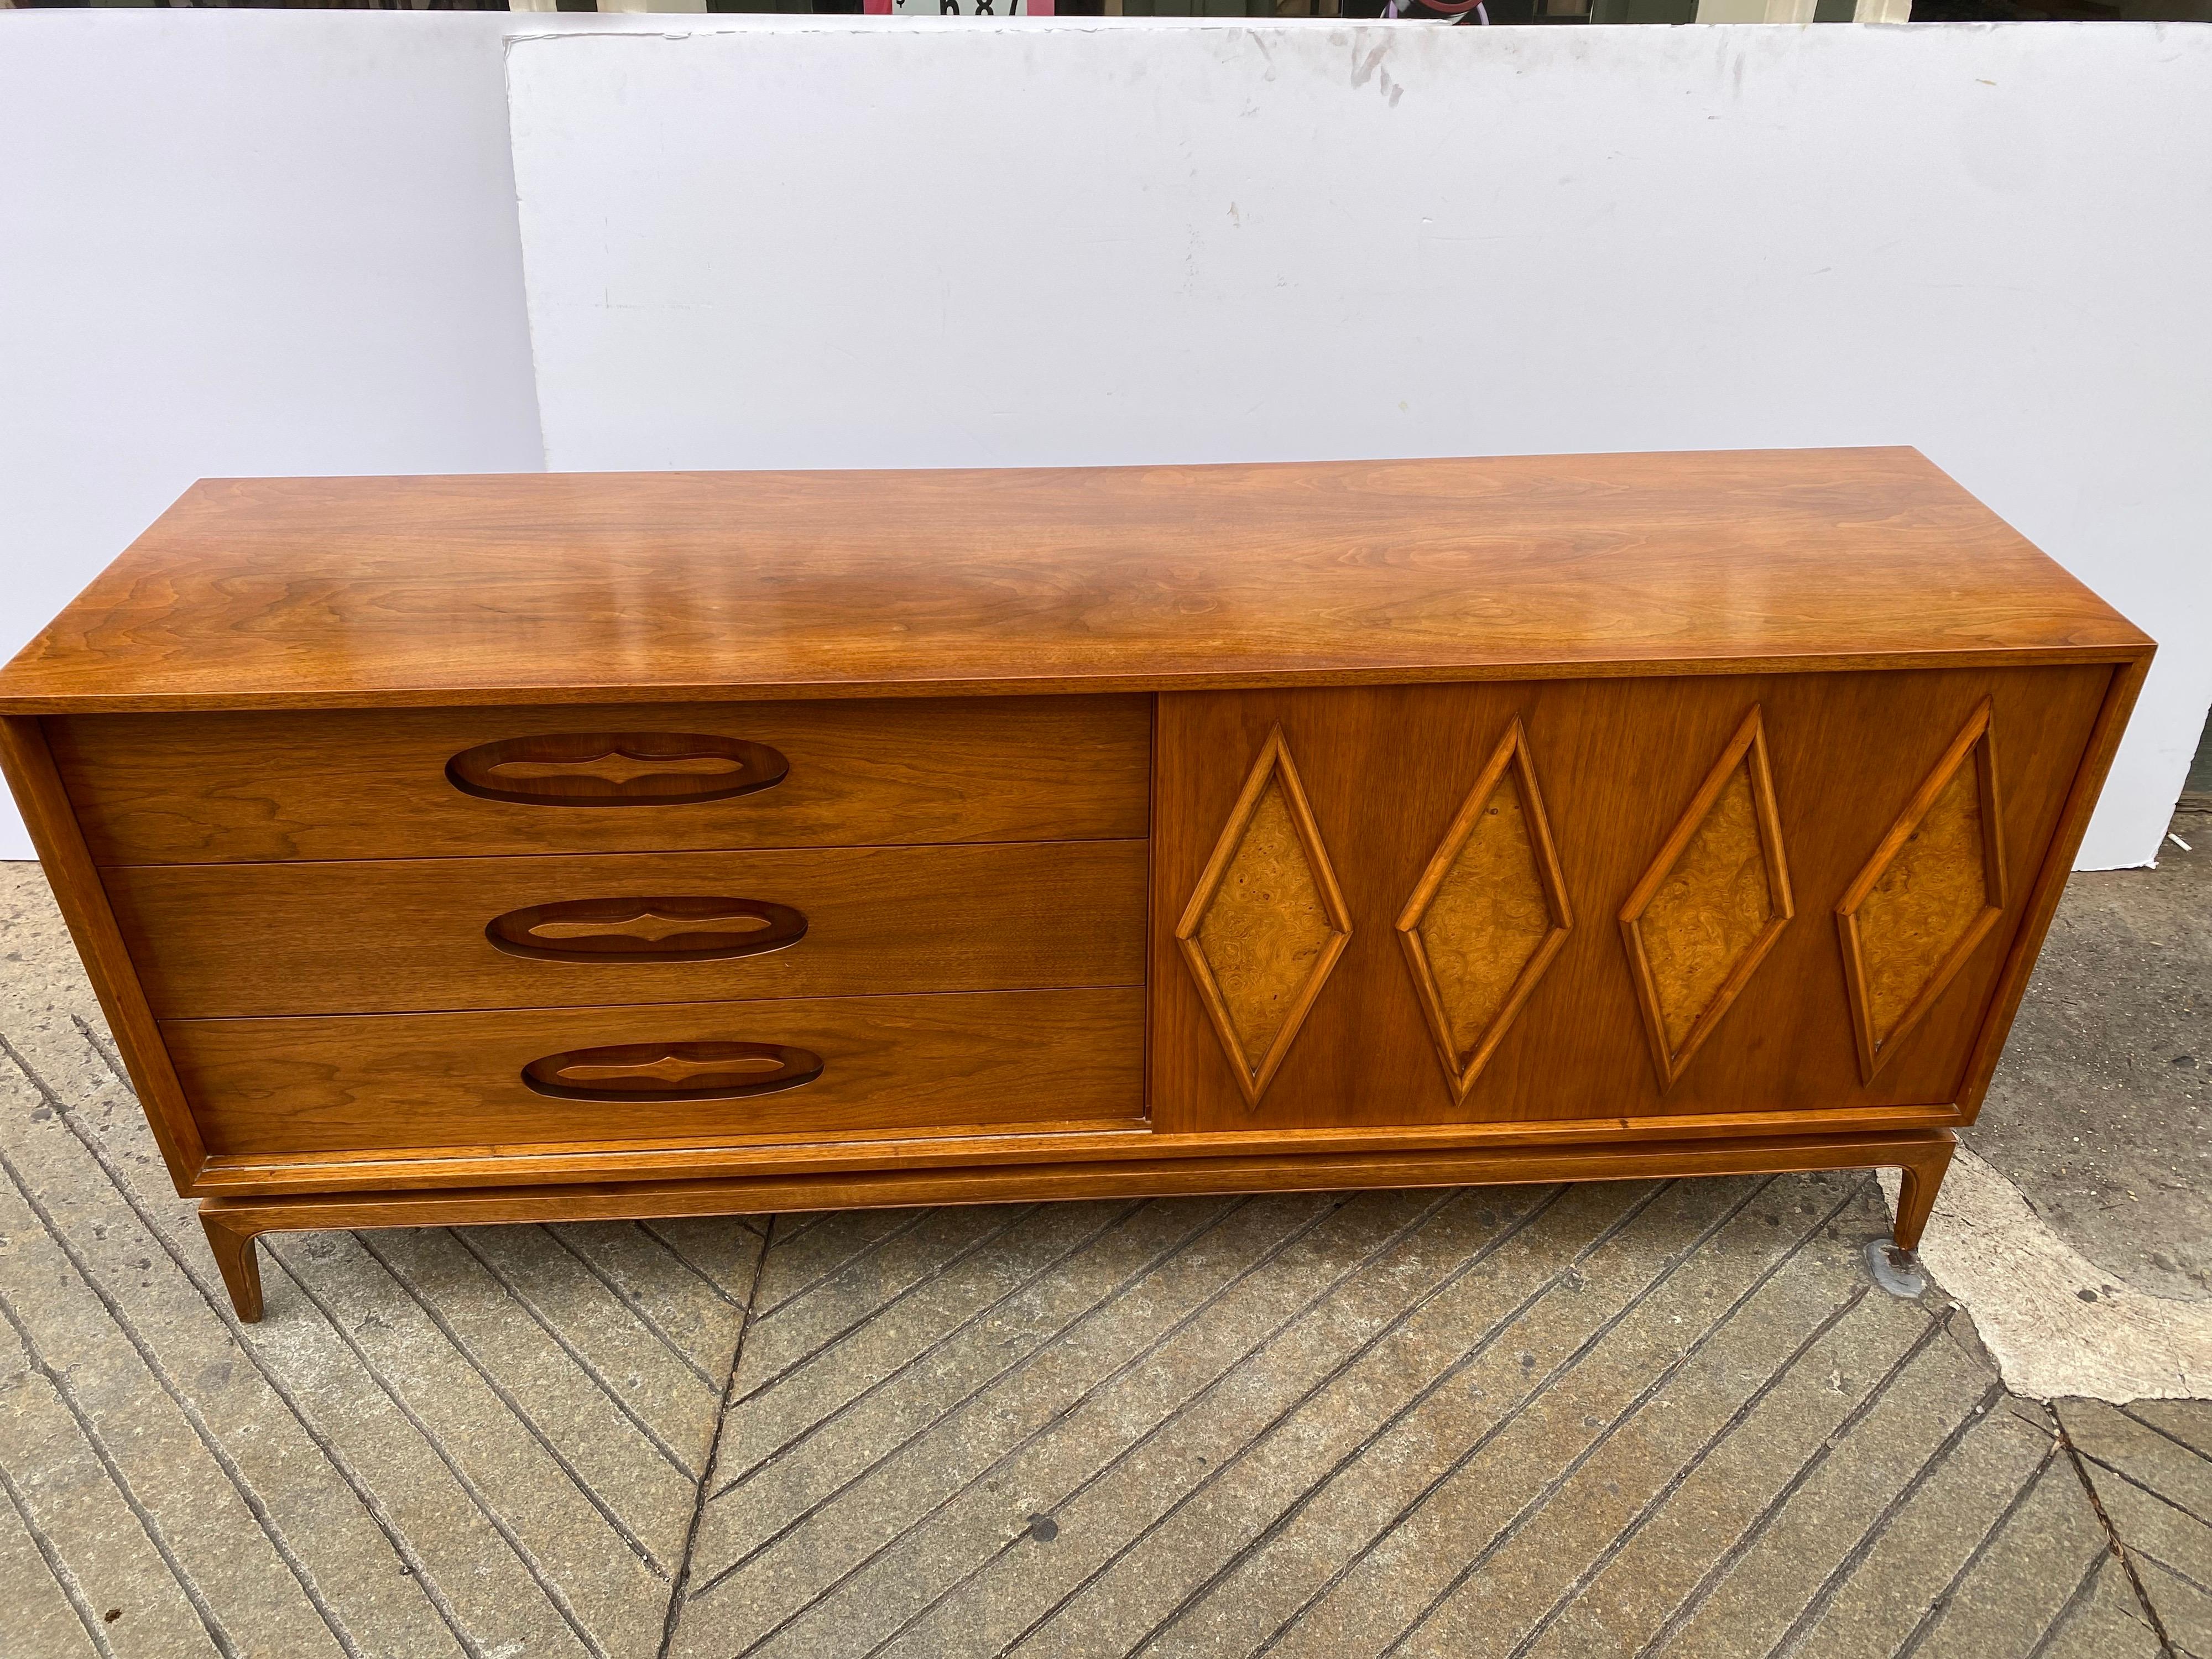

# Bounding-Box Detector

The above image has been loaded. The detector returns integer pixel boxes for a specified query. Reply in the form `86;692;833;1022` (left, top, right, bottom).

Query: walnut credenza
0;450;2151;1321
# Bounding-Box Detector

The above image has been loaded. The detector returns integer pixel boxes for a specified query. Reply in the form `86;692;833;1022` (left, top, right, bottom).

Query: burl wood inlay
1860;768;1990;1035
1838;700;2007;1082
1397;721;1572;1101
1645;765;1771;1047
1198;781;1327;1067
1177;725;1352;1108
1620;707;1794;1091
522;1040;823;1102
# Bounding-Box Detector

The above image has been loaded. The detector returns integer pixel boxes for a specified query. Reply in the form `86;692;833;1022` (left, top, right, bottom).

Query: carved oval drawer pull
447;733;790;806
522;1040;824;1103
486;897;808;962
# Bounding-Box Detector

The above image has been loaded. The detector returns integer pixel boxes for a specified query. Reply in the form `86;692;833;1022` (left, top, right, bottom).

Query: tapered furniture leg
200;1207;267;1322
1890;1131;1956;1254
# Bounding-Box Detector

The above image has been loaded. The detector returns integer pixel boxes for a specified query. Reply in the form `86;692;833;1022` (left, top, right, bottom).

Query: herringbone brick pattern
0;862;2192;1659
0;865;755;1659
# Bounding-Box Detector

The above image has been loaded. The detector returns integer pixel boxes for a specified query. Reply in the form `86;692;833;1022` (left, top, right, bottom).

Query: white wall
0;11;633;858
509;19;2212;870
1;18;2205;869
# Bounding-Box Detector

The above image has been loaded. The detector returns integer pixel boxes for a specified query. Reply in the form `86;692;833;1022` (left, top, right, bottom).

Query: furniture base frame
199;1128;1955;1323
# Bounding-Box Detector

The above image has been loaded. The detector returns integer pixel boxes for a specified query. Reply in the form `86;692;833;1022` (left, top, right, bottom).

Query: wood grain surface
1175;726;1352;1108
186;1102;1961;1197
1192;774;1335;1070
1957;656;2147;1115
1634;757;1776;1049
1840;700;2008;1082
1413;772;1553;1052
0;452;2151;1247
201;1127;1962;1236
195;1126;1959;1320
165;986;1145;1156
1619;707;1794;1089
102;840;1146;1018
1395;719;1572;1102
1150;665;2113;1135
0;717;206;1192
0;451;2147;714
1858;762;1994;1039
53;694;1150;864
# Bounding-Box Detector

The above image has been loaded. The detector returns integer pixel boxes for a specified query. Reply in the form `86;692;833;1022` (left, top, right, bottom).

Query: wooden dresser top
0;448;2148;714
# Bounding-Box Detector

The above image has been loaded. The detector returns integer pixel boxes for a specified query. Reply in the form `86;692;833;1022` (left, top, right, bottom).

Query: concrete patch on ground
1973;805;2211;1305
1884;1148;2212;1403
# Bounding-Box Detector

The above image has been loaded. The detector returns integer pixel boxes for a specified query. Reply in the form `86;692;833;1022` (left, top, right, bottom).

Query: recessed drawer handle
486;897;808;962
447;733;790;806
523;1040;823;1103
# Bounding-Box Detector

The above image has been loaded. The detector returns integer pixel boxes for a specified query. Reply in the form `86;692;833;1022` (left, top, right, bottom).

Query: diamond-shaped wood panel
1838;698;2007;1082
1619;707;1793;1092
1175;724;1352;1108
1396;720;1573;1102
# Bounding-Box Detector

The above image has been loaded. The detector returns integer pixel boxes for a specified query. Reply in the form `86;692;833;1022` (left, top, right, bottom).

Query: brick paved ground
0;860;2201;1659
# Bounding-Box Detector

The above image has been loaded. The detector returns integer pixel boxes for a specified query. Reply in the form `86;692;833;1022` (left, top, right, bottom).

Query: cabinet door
1149;666;2111;1134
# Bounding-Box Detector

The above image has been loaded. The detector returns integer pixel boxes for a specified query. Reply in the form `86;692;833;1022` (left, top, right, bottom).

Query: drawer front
1151;664;2114;1133
54;694;1150;865
106;841;1147;1018
167;987;1145;1156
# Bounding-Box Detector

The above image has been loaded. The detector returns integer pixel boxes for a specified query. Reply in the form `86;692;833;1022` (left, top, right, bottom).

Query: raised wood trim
0;716;206;1192
1836;698;2008;1083
186;1102;1965;1195
1395;718;1573;1102
1955;656;2150;1117
195;1126;1959;1320
1173;723;1352;1109
1618;706;1795;1092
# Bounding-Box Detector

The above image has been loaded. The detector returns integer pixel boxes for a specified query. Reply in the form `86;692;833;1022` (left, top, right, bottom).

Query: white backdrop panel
509;19;2212;870
0;11;638;858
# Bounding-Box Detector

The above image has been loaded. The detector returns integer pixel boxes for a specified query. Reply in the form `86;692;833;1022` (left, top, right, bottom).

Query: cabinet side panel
0;716;206;1191
1956;656;2143;1117
1151;667;2112;1135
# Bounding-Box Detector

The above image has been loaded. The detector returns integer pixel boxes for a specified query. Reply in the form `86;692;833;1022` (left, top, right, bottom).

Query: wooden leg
200;1207;266;1322
1890;1130;1956;1254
